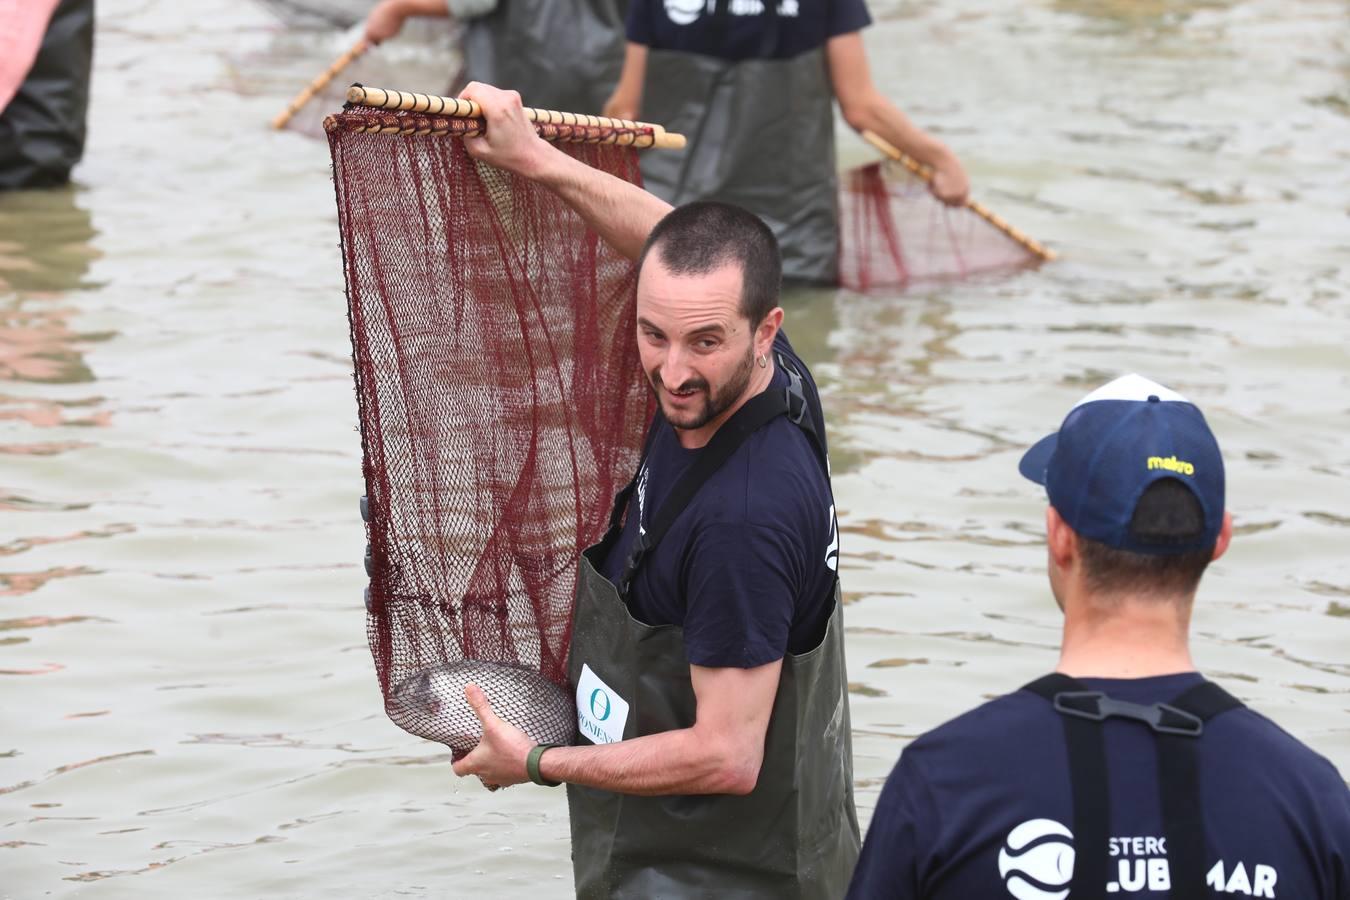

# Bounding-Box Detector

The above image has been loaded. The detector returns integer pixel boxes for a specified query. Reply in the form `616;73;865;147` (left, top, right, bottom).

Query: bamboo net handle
272;39;370;130
860;130;1056;262
323;110;686;150
346;84;686;148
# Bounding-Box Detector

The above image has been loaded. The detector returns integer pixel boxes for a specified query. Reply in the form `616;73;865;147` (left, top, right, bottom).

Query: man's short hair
1077;478;1216;598
637;201;782;326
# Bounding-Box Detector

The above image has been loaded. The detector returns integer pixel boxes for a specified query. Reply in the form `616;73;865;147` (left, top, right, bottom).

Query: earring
757;355;767;368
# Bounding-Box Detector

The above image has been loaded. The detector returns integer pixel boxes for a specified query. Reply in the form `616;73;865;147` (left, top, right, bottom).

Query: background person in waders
361;0;629;114
445;82;860;899
602;0;970;283
845;374;1350;900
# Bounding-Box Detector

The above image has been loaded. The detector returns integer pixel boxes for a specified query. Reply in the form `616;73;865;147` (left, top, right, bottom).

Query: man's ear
756;307;784;356
1211;511;1233;562
1046;505;1076;571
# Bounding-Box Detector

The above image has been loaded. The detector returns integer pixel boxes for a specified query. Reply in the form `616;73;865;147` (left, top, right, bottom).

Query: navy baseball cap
1018;374;1225;554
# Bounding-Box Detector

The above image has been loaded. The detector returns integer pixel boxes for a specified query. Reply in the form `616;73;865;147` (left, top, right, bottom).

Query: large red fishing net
328;107;649;757
838;159;1046;291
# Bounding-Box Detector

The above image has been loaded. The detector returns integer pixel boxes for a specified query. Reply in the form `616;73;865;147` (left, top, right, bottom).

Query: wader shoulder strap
616;387;789;599
1156;681;1244;899
756;0;781;59
709;0;781;59
711;0;731;54
775;349;828;470
603;408;662;534
1024;674;1111;900
1022;675;1246;900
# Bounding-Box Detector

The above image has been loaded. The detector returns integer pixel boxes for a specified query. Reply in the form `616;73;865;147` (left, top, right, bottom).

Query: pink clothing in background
0;0;63;114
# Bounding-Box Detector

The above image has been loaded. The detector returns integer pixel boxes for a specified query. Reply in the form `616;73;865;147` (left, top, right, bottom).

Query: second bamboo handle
859;130;1055;262
272;39;370;130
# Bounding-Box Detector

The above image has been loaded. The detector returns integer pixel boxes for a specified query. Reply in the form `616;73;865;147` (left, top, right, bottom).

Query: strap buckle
1053;691;1204;737
616;534;652;600
780;353;807;426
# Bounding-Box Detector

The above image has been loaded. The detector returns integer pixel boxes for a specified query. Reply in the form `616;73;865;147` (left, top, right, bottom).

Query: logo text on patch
1147;455;1194;475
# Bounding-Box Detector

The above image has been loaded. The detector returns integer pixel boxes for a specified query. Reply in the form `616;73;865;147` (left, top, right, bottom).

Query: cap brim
1018;433;1059;485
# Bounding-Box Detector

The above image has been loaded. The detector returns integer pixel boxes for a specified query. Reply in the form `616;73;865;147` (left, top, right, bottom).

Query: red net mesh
838;160;1043;291
328;107;649;757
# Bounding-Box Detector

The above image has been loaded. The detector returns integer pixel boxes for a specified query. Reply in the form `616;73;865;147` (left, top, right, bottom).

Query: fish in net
328;104;651;758
838;135;1053;291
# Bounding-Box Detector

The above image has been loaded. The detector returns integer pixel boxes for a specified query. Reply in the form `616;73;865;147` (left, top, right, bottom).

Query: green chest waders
1023;674;1246;899
566;357;861;898
636;2;839;283
460;0;626;114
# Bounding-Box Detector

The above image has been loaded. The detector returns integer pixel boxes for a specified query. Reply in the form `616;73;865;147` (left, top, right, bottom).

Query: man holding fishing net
446;82;859;898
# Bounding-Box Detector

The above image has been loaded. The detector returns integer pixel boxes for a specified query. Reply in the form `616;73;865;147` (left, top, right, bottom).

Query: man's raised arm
459;82;673;261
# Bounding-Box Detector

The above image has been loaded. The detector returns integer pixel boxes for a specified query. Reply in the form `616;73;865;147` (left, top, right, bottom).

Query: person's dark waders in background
460;0;627;115
637;0;839;283
0;0;95;191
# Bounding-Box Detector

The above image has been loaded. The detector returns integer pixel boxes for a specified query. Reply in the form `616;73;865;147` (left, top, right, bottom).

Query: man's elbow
838;95;881;135
706;747;763;796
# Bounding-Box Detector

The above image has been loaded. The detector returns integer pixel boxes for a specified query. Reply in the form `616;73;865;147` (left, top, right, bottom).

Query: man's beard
650;346;756;432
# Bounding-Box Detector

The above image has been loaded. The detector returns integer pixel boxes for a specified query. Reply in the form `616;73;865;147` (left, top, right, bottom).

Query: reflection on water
0;186;107;386
0;186;99;295
0;186;113;459
2;0;1347;896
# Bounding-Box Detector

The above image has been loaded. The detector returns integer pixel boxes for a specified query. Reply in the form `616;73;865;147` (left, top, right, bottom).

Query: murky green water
2;0;1346;895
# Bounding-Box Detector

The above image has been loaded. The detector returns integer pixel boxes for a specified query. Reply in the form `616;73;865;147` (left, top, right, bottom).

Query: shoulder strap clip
777;350;808;426
1053;691;1204;737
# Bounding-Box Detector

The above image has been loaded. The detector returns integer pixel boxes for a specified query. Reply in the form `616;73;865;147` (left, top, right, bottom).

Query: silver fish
386;660;575;754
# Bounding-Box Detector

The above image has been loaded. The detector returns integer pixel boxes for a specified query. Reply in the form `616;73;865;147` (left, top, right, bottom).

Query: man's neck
675;357;777;449
1057;595;1196;679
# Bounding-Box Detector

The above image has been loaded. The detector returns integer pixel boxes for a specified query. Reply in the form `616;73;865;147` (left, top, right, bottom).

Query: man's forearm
522;144;672;261
459;83;673;260
826;32;959;173
847;96;956;172
394;0;452;18
539;726;760;796
603;42;649;121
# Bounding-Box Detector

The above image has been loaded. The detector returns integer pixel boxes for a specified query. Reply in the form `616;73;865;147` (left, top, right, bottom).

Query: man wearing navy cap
846;374;1350;900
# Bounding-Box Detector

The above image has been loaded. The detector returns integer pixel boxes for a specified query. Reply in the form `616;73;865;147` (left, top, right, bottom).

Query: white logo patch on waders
576;663;629;744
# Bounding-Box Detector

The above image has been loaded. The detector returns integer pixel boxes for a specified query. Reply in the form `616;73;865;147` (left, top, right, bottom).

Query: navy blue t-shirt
626;0;872;61
847;673;1350;900
600;331;838;668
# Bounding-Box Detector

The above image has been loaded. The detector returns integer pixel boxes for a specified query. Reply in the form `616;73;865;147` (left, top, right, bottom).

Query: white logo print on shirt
999;819;1075;900
996;819;1281;898
824;504;838;572
635;463;649;537
663;0;800;27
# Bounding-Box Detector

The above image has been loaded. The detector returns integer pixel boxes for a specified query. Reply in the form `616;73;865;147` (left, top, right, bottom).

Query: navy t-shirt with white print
600;330;838;668
626;0;872;61
846;672;1350;900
